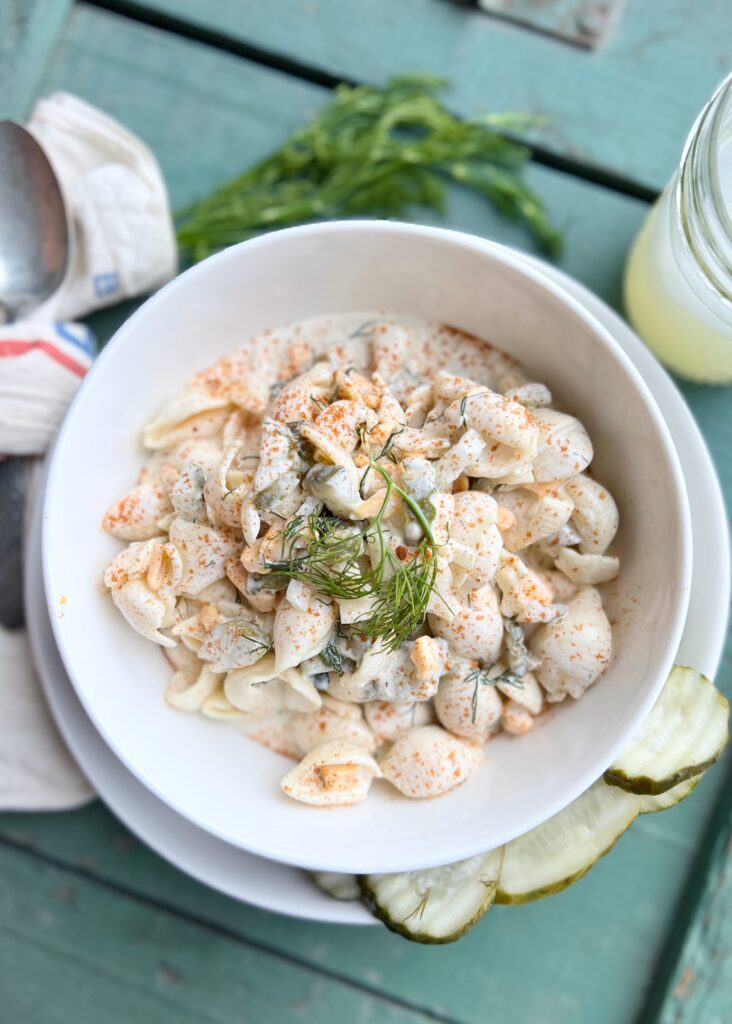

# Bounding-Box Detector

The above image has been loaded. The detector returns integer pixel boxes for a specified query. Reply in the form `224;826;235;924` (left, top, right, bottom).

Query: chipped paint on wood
475;0;626;49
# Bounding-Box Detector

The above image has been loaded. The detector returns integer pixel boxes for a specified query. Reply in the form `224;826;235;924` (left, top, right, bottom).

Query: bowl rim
42;220;693;871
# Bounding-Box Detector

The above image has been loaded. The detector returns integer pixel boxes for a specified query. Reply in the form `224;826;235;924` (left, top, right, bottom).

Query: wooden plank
0;784;724;1024
661;837;732;1024
642;771;732;1024
107;0;732;191
0;843;435;1024
19;0;658;345
16;6;732;1024
37;4;652;307
0;0;73;120
39;5;732;544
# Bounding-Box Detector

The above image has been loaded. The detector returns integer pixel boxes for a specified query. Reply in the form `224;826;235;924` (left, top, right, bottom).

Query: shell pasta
102;314;619;807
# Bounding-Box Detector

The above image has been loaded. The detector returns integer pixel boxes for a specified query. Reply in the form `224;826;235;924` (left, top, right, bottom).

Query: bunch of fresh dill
176;75;561;262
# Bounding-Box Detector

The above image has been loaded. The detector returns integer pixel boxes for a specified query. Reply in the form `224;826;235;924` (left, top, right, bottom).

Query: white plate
41;223;692;872
25;483;374;926
26;254;728;924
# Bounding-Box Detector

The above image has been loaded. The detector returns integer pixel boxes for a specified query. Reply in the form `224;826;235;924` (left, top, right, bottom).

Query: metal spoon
0;120;70;628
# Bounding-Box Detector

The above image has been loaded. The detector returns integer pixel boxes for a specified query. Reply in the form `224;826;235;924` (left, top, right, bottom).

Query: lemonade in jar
624;74;732;383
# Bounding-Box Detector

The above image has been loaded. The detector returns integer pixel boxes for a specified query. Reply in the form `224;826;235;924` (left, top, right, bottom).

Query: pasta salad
102;314;619;808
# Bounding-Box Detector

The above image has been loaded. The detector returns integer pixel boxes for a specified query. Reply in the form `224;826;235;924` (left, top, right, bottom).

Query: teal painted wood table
2;2;731;1021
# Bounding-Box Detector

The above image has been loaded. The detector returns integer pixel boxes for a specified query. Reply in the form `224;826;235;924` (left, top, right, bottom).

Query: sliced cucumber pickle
309;871;360;901
605;667;729;796
496;780;638;905
637;775;700;814
360;847;504;944
318;667;727;937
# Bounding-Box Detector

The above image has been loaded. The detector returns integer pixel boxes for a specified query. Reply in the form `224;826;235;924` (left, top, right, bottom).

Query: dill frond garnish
176;76;562;262
283;515;305;541
266;513;372;600
359;428;405;498
265;460;439;651
379;429;403;464
466;666;524;723
350;320;381;339
403;890;431;922
319;638;346;674
459;391;483;428
238;624;273;654
354;543;437;651
503;616;541;677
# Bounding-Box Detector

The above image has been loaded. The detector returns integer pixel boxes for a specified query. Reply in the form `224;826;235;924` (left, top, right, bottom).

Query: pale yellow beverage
624;77;732;384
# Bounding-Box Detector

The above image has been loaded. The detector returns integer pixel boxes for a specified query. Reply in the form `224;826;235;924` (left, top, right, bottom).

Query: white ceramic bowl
43;221;692;874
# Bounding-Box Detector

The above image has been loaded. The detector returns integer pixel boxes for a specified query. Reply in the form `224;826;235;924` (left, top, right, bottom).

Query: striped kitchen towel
0;89;178;811
0;320;96;809
0;320;95;456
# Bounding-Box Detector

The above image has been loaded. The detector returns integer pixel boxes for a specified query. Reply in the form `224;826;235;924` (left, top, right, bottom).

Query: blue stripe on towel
54;322;96;357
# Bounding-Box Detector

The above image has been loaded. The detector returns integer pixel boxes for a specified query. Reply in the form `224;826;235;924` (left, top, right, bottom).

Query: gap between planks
634;756;732;1024
81;0;657;204
11;8;728;1024
0;832;461;1024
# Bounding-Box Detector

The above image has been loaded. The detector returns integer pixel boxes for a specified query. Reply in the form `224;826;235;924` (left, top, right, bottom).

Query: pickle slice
496;781;638;904
309;871;360;901
605;666;729;796
637;775;700;813
360;847;504;944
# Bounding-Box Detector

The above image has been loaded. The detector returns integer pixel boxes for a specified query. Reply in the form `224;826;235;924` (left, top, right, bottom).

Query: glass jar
624;74;732;383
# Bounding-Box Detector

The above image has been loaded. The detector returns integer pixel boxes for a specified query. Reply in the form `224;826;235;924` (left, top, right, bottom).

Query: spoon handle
0;457;26;629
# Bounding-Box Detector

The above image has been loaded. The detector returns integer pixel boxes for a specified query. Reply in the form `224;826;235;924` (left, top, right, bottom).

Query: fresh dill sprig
466;666;523;723
359;428;405;498
353;542;437;650
176;76;562;262
265;459;439;651
319;638;346;674
267;513;373;600
350;320;381;339
459;391;485;429
283;515;304;541
503;616;541;676
403;890;431;923
237;623;274;654
379;429;403;464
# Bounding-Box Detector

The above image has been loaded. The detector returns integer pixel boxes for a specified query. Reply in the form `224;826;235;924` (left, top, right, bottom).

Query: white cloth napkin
28;93;177;321
0;624;93;809
0;92;177;810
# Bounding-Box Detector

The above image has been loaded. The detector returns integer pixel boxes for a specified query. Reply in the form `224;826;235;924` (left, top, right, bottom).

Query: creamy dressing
239;312;526;392
103;313;618;805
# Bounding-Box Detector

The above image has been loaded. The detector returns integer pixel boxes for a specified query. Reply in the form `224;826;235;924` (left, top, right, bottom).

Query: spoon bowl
0;120;69;323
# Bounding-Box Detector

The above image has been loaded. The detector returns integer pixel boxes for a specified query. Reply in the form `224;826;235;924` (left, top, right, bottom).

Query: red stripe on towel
0;339;87;378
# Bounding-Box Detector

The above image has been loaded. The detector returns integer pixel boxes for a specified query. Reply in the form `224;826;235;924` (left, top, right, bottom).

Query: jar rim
676;72;732;306
706;75;732;241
